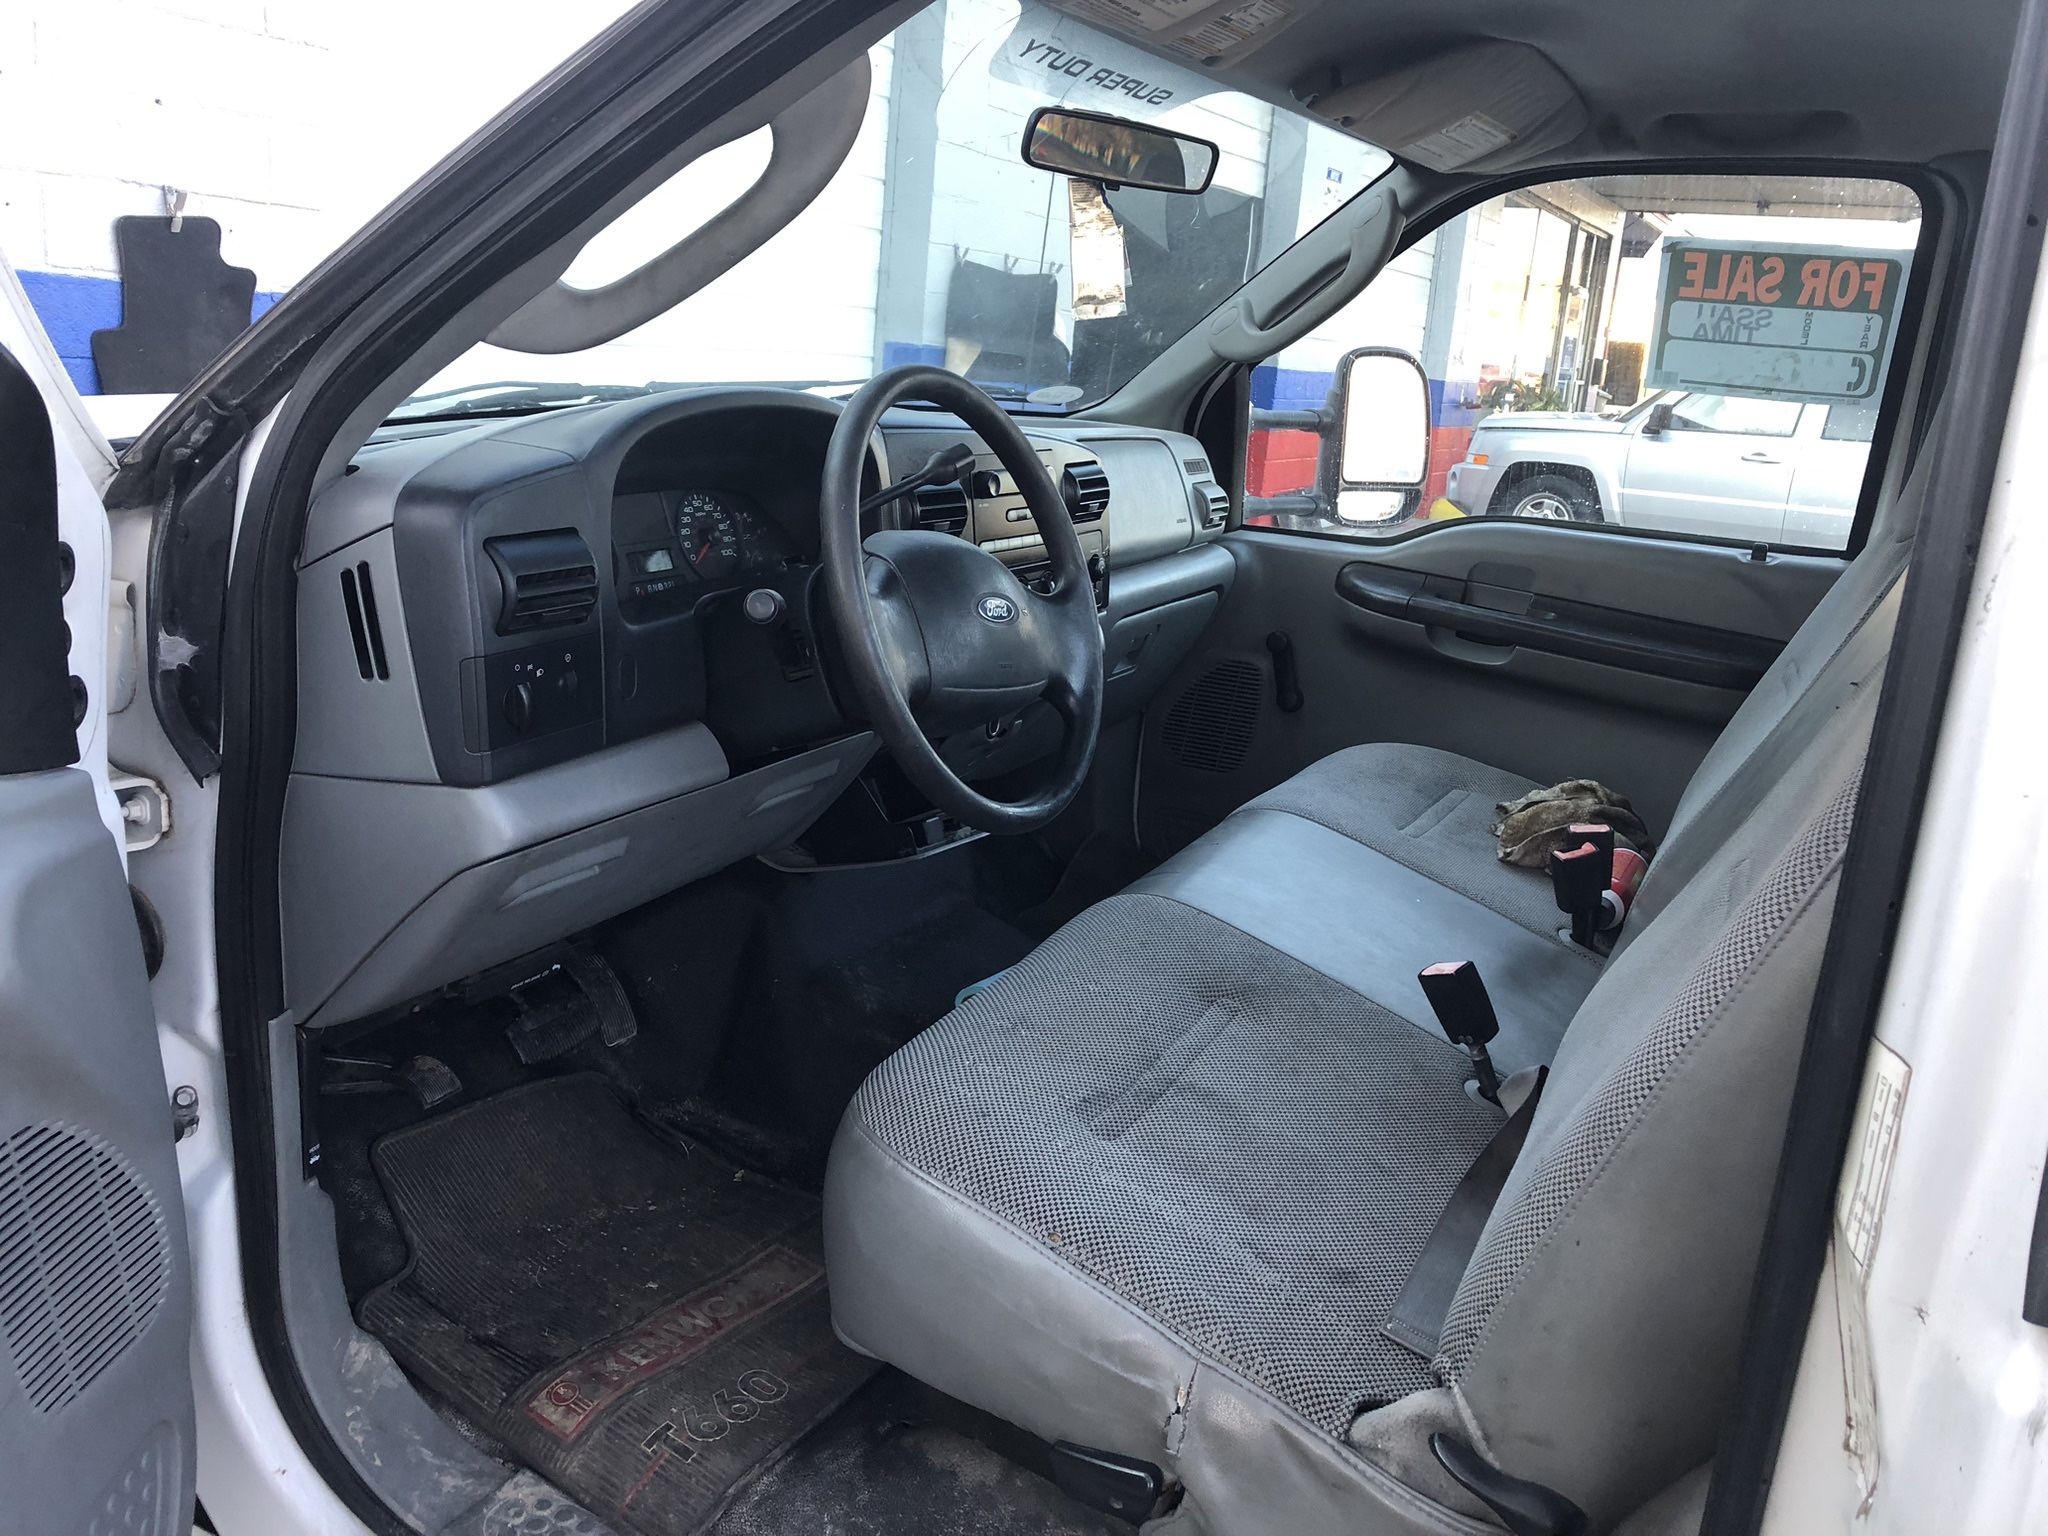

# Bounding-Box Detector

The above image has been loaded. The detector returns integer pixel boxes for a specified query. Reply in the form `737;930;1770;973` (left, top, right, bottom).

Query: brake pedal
504;950;639;1065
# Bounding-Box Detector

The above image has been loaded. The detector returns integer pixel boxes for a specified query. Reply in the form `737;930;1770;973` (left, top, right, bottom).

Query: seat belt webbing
1381;1068;1547;1361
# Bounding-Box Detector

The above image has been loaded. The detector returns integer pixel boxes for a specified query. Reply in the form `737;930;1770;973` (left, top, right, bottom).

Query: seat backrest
1427;624;1885;1526
1617;470;1917;945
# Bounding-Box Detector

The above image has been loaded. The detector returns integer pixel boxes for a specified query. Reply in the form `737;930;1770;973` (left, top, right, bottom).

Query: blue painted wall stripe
18;268;284;396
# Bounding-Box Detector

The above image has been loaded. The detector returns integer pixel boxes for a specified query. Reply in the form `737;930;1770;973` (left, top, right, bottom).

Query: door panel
1786;403;1877;548
1618;397;1802;541
1138;522;1838;854
0;340;195;1533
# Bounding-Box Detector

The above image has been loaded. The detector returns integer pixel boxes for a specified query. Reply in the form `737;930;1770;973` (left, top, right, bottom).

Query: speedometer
675;491;743;580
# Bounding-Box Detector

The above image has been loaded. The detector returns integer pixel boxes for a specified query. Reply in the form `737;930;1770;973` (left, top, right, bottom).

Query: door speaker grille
0;1123;169;1413
1161;658;1263;773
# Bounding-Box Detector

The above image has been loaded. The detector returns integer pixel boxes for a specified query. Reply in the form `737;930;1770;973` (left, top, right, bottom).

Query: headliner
1165;0;2020;171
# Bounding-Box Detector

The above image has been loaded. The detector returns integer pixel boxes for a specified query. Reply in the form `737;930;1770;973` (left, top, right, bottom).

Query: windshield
408;0;1391;414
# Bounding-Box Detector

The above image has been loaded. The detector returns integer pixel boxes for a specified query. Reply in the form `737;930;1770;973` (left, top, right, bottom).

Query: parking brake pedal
321;1053;462;1109
1548;823;1614;949
1418;961;1502;1106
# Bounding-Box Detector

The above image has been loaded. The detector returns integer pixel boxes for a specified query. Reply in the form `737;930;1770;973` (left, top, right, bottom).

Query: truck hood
1473;410;1627;434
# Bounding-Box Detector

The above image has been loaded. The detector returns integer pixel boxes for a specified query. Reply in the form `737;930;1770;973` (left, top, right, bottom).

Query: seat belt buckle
1418;961;1502;1106
1548;823;1614;949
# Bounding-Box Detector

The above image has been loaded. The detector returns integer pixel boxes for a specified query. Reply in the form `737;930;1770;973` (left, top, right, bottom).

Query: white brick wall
1;0;636;294
3;0;1411;399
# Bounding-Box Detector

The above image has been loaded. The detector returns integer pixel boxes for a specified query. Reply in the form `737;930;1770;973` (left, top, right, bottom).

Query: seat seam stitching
1131;890;1465;1060
1400;788;1472;840
1084;1000;1235;1140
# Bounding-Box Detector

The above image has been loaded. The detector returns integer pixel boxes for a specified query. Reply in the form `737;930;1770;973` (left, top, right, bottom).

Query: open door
0;337;196;1531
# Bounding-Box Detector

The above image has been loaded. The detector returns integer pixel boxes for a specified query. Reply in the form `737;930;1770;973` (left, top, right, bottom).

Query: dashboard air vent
910;481;970;536
338;561;390;681
485;529;598;635
1061;461;1111;523
1194;481;1230;531
1183;456;1211;478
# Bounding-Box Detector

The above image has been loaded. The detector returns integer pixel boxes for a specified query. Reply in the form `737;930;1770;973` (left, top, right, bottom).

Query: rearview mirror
1334;348;1431;523
1021;107;1219;195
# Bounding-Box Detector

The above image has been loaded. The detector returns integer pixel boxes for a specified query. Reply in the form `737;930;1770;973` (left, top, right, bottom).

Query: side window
1244;173;1920;553
1820;402;1882;443
1665;393;1802;436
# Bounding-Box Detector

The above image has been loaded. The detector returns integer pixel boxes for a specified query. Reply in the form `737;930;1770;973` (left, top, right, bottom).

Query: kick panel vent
0;1123;169;1414
339;562;390;681
1161;658;1263;773
911;480;970;535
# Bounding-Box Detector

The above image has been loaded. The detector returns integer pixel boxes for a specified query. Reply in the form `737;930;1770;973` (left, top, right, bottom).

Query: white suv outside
1443;390;1878;548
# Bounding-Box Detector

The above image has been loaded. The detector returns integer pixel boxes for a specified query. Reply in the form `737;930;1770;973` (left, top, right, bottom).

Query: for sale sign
1645;240;1908;402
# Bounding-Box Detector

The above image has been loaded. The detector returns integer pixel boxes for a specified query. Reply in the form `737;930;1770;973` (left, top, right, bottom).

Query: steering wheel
821;366;1105;835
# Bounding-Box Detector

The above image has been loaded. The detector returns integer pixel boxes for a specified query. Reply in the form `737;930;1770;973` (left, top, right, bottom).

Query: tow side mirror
1641;400;1676;437
1330;348;1431;524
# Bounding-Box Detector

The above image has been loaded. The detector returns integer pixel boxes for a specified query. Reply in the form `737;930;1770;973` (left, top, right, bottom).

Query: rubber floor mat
358;1075;876;1534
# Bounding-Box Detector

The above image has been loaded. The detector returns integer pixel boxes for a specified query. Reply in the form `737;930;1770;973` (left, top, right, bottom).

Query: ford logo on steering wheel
976;593;1017;625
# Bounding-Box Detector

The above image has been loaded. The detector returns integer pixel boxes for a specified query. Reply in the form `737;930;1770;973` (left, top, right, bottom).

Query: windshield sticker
1646;239;1907;402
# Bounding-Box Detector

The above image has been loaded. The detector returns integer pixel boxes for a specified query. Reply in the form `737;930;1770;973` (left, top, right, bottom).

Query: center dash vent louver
911;480;970;535
1061;461;1111;522
484;529;599;635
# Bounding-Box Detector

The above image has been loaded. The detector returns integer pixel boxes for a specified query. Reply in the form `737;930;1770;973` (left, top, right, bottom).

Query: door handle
1333;563;1782;689
1740;452;1781;464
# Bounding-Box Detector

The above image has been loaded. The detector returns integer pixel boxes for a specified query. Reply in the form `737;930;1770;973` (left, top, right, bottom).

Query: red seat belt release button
1549;824;1614;949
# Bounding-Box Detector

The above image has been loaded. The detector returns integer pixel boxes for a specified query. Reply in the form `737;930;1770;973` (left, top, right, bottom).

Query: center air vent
1061;461;1111;522
910;481;970;536
484;529;598;635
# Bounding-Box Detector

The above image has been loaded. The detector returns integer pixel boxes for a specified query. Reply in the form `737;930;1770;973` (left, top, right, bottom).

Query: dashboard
285;384;1234;1030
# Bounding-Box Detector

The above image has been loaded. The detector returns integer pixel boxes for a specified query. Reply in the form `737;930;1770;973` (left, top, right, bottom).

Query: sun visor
1310;41;1588;173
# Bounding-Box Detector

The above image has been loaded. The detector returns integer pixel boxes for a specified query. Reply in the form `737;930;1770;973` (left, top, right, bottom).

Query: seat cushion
827;890;1503;1460
1249;741;1572;946
1133;806;1599;1074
